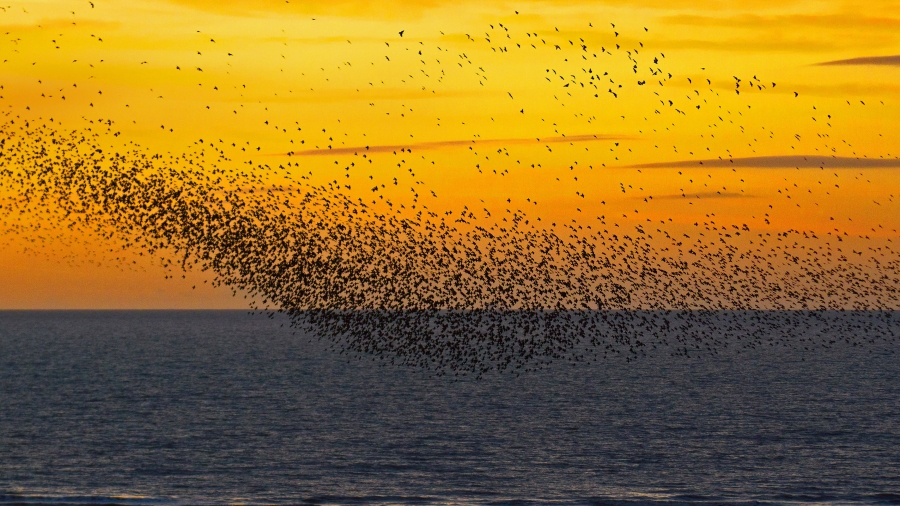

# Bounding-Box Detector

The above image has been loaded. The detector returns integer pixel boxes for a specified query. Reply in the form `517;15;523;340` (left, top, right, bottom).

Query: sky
0;0;898;309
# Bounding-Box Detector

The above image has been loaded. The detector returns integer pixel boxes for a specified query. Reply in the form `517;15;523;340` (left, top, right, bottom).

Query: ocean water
1;310;899;505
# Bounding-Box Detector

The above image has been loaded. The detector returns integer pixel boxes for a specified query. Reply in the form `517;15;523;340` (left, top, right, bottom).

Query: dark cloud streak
650;191;755;200
626;155;900;169
288;134;633;157
816;55;900;66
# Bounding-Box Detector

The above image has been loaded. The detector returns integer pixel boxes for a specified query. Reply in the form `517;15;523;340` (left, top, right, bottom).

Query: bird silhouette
0;8;897;377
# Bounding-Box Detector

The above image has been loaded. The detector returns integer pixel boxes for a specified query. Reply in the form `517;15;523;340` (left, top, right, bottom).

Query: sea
1;310;898;505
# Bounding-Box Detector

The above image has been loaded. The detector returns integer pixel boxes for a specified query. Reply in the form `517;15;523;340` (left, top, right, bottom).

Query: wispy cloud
286;134;632;156
163;0;900;20
816;55;900;66
662;13;900;31
0;18;120;33
650;191;754;200
626;155;900;169
161;0;442;18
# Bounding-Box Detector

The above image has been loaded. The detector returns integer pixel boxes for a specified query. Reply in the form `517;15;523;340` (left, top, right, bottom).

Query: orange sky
1;0;898;308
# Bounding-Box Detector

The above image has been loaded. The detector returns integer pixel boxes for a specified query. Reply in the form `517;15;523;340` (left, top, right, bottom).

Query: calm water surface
1;311;899;505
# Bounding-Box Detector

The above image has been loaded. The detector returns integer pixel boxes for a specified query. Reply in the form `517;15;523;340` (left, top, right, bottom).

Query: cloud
655;13;900;53
161;0;443;18
233;88;486;105
789;81;900;97
160;0;868;21
650;191;754;200
286;134;632;156
650;35;851;53
0;18;120;33
626;155;900;169
816;55;900;66
662;13;900;31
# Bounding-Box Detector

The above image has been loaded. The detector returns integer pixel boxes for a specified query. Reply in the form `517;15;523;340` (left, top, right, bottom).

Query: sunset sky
1;0;898;309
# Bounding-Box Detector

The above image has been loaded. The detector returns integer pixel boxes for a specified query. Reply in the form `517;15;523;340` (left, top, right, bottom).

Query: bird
0;9;896;378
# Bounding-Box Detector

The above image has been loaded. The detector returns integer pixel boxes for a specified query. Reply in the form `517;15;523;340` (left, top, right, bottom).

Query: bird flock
1;4;898;376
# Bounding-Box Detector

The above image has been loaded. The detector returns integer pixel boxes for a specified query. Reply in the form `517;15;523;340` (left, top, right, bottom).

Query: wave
0;495;172;505
3;493;899;505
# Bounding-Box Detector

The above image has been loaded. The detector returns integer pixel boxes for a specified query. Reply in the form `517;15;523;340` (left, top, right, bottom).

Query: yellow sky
1;0;898;308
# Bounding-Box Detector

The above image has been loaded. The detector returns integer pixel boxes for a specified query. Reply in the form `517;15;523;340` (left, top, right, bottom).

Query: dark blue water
1;311;899;505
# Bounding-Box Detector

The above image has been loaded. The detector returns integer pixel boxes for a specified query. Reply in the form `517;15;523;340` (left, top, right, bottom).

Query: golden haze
0;0;898;308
